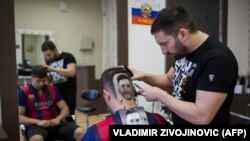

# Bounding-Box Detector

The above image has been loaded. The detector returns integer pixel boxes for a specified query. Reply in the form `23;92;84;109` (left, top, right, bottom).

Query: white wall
128;0;166;114
228;0;250;75
102;0;118;70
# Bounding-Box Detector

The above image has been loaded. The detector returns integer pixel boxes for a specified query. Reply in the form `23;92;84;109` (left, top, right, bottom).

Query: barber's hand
117;65;144;80
37;120;51;128
139;86;164;101
43;65;53;72
128;67;145;81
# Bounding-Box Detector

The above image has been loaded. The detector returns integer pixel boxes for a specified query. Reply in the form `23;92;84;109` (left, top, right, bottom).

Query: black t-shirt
47;52;77;115
172;36;238;124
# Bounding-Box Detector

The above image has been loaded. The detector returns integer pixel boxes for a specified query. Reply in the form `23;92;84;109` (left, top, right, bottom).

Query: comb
124;65;134;77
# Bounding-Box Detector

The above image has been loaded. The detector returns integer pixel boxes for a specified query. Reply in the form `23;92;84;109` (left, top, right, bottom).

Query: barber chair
77;89;100;128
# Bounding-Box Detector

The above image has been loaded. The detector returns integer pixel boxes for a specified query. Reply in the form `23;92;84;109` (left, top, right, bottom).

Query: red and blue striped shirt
82;110;168;141
18;84;62;120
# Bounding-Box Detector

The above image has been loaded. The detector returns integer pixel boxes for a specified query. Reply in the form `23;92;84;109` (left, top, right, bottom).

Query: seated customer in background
82;66;168;141
18;65;84;141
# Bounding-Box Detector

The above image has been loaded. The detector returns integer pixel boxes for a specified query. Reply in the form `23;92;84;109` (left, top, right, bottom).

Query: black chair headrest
81;89;100;101
17;68;32;76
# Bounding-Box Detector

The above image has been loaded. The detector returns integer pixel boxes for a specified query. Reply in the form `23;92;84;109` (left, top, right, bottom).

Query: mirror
14;0;113;78
15;29;55;68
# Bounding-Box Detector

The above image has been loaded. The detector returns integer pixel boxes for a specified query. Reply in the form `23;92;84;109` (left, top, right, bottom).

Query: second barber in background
41;41;77;122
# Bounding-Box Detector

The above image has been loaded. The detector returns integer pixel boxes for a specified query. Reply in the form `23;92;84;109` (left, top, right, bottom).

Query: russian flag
132;8;158;25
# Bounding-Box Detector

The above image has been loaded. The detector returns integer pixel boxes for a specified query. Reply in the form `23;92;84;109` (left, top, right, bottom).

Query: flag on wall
131;1;161;25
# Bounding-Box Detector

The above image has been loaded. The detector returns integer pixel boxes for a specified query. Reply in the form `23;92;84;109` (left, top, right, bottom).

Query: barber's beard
174;38;188;60
46;53;57;63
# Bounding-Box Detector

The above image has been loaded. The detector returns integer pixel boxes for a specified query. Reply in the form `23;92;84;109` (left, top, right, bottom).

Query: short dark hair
100;67;134;98
31;65;48;78
41;41;57;52
151;4;197;36
117;74;130;83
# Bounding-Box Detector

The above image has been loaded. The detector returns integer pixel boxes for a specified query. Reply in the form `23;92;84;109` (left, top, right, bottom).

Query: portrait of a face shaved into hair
113;73;134;101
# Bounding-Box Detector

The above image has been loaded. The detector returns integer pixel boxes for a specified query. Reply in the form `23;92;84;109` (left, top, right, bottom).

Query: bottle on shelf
234;75;244;94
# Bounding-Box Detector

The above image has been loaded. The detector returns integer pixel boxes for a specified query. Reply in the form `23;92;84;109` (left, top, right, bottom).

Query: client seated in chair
18;65;84;141
81;66;169;141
